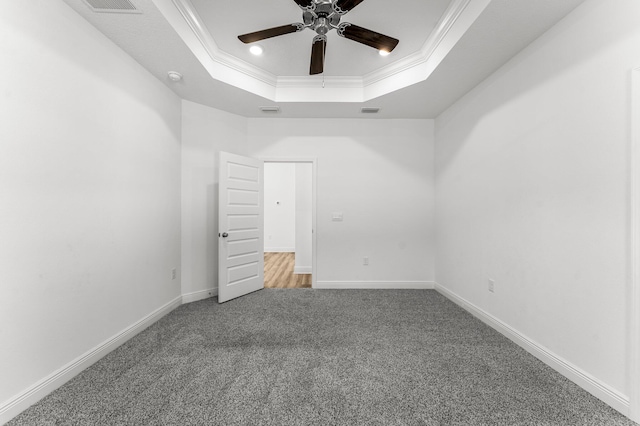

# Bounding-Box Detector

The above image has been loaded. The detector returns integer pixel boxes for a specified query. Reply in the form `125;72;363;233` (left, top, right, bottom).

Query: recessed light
250;45;264;56
167;71;182;82
379;50;390;57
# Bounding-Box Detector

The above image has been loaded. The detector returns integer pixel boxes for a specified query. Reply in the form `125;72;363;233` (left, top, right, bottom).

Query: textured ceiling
61;0;587;118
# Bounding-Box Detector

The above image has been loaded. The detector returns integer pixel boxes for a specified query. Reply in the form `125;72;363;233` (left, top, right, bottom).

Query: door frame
629;67;640;422
262;158;318;289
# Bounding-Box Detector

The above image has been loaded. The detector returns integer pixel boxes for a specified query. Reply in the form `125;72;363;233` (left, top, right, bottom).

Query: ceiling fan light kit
238;0;399;75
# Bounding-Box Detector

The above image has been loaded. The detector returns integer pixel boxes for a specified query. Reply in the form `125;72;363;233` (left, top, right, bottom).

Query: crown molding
171;0;276;86
153;0;490;103
362;0;491;100
363;0;476;87
274;76;364;102
277;76;363;89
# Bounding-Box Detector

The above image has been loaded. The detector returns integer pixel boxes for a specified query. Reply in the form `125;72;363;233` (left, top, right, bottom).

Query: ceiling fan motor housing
304;1;341;35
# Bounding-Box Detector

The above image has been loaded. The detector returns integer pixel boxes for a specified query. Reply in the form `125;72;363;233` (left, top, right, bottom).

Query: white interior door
218;152;264;303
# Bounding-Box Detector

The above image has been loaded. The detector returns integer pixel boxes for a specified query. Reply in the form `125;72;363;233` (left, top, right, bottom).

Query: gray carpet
9;289;636;425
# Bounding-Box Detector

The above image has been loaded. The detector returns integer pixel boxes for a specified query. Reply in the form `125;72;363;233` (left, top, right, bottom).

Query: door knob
221;232;229;238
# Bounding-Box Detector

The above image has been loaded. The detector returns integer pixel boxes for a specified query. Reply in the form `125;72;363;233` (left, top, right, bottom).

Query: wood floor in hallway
264;252;312;289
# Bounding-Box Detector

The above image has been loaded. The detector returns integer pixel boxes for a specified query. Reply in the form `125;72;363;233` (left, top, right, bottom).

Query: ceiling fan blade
292;0;314;9
310;35;327;75
333;0;366;14
238;24;303;44
338;23;399;53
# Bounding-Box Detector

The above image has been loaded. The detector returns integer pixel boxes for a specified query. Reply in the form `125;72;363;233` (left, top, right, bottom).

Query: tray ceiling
60;0;588;118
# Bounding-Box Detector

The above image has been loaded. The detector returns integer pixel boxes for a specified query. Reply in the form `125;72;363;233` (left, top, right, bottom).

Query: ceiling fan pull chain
322;42;325;88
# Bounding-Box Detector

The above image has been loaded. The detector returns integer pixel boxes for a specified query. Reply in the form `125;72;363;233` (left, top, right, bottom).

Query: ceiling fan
237;0;399;75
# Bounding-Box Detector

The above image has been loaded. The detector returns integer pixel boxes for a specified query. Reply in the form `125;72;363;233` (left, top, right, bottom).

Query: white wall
264;163;296;252
295;163;313;274
248;119;435;287
181;100;248;300
435;0;640;409
6;0;634;420
0;0;181;414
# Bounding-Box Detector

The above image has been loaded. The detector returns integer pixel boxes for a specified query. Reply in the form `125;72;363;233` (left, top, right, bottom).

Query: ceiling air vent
361;107;380;114
82;0;140;13
259;106;280;113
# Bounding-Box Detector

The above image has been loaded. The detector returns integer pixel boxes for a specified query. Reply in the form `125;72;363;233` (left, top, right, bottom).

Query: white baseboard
0;295;182;425
182;288;217;304
315;281;434;289
264;248;294;253
434;282;630;417
293;266;312;274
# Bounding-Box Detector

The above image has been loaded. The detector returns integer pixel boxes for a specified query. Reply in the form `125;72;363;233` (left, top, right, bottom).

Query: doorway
263;160;315;288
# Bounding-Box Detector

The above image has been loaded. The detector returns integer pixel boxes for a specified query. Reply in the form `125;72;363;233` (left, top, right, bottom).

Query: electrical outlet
363;257;369;266
171;268;177;280
488;278;494;293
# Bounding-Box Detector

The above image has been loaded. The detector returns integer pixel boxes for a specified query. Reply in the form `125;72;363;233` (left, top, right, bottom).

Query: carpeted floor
8;289;636;425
